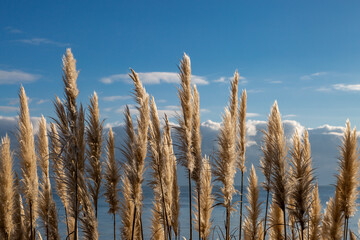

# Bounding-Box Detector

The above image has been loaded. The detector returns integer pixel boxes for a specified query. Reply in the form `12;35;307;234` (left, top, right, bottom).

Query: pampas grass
238;88;247;240
37;116;60;240
309;183;321;240
269;201;284;240
288;130;314;240
191;84;202;240
86;92;103;219
213;108;237;240
0;135;15;239
176;53;195;240
336;120;359;240
13;173;25;240
243;165;262;240
18;86;39;240
321;189;343;240
104;128;121;240
267;101;288;239
194;155;213;240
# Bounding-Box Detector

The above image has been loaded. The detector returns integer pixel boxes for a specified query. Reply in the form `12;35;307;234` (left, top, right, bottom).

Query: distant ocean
50;185;359;239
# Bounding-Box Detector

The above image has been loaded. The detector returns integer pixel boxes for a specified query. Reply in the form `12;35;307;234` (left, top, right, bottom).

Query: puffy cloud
0;69;40;84
332;84;360;91
101;72;209;85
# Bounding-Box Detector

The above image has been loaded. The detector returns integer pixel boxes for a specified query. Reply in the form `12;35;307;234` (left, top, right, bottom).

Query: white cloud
0;106;18;112
103;95;131;102
332;84;360;91
247;113;260;118
213;75;247;84
36;99;49;104
283;114;296;118
15;38;69;47
100;72;209;85
0;70;40;84
300;72;327;80
5;26;22;34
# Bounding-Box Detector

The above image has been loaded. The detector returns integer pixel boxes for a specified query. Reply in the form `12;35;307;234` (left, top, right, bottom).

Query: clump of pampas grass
336;120;359;240
120;69;150;240
269;201;284;240
194;155;214;240
13;173;25;240
0;135;15;239
243;165;263;240
104;128;121;240
213;108;236;240
18;86;39;240
321;189;343;240
37;116;60;240
86;92;103;219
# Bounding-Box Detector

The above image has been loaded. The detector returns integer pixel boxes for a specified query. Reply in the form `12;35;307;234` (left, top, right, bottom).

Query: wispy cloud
0;69;40;84
36;99;49;104
247;113;260;118
103;95;131;102
283;114;296;118
213;75;247;84
332;83;360;91
15;38;69;47
300;72;327;80
100;72;209;85
5;26;22;34
0;106;18;113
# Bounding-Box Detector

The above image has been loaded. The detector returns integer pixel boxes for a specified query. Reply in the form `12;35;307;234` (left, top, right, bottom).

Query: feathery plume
13;173;25;240
86;91;103;219
349;231;356;240
191;85;202;240
49;123;70;235
336;120;359;240
243;165;262;240
104;128;121;240
309;183;321;240
18;86;39;240
213;108;237;240
150;186;165;240
321;189;343;240
194;156;213;240
269;201;284;240
37;116;60;240
288;130;314;240
267;101;288;239
238;88;247;240
175;53;194;239
0;135;15;239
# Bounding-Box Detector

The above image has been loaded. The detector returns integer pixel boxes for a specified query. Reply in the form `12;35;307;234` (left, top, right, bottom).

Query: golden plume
0;135;15;239
309;183;321;240
18;86;39;239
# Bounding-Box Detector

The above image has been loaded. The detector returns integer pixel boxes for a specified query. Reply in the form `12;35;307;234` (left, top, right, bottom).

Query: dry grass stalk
86;91;104;219
213;108;237;240
148;97;171;239
13;173;25;240
288;130;314;240
349;230;356;240
267;101;288;239
243;165;262;240
336;120;359;240
0;135;15;239
175;53;195;240
151;186;165;240
269;201;284;240
37;116;60;240
309;183;321;240
194;155;213;240
191;84;202;240
104;128;121;240
238;89;247;240
49;123;70;235
18;86;39;240
53;48;83;240
321;189;343;240
164;116;180;238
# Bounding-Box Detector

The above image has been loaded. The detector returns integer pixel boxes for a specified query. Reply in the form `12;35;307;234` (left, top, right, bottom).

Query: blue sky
1;1;360;128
